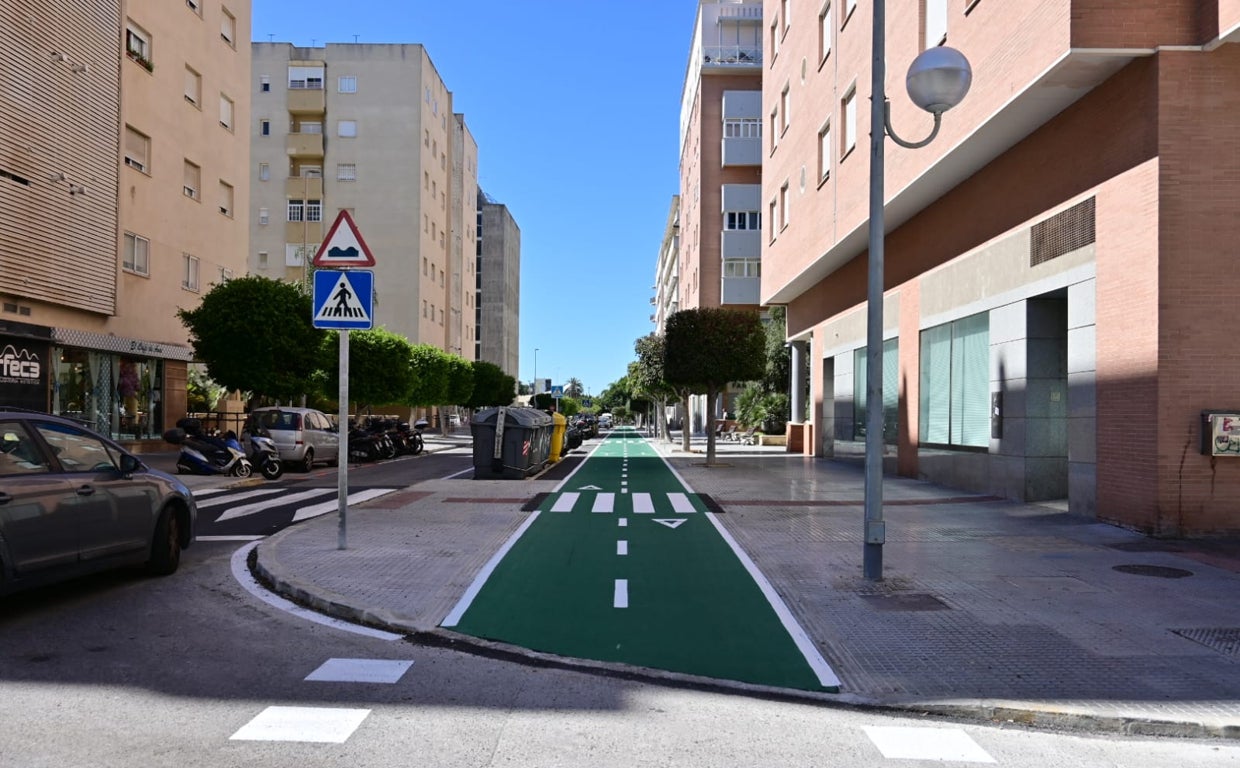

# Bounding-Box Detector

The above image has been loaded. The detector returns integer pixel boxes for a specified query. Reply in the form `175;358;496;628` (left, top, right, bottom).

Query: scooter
164;423;253;478
244;431;283;480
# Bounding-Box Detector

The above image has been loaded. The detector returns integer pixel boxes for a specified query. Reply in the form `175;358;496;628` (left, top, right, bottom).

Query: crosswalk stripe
669;492;696;514
215;488;334;522
633;493;654;514
196;487;285;509
551;492;578;513
291;488;398;522
591;493;615;513
191;487;230;498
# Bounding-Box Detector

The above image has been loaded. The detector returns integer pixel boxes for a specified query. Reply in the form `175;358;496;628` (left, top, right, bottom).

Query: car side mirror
119;454;144;474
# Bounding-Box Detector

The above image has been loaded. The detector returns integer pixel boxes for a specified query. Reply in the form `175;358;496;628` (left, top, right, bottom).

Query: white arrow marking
653;518;686;529
292;488;398;521
669;492;696;514
632;493;654;514
551;492;579;512
591;493;615;513
215;488;334;522
577;484;602;491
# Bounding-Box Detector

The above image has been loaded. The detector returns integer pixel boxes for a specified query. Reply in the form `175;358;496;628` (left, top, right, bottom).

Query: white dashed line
613;579;628;608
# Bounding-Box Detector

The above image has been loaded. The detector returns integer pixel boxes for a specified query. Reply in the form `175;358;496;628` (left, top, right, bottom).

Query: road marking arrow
577;484;602;490
653;518;686;529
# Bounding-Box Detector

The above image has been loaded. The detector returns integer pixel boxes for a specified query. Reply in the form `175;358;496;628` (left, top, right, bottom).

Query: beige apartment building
676;0;766;432
1;0;250;441
764;0;1240;535
249;43;479;359
475;189;521;382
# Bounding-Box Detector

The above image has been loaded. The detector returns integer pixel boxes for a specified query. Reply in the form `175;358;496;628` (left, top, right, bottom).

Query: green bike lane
442;428;840;692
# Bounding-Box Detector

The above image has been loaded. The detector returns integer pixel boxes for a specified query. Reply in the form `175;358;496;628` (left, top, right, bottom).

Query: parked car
598;413;614;430
0;408;197;595
245;406;340;473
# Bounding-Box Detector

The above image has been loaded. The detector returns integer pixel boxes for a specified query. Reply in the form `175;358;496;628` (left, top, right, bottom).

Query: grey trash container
471;406;553;479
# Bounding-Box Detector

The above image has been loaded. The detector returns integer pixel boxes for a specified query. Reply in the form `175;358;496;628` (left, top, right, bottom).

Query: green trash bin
470;406;553;479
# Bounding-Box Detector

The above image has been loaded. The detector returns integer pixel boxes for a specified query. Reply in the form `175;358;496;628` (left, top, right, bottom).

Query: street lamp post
534;348;539;397
865;3;972;581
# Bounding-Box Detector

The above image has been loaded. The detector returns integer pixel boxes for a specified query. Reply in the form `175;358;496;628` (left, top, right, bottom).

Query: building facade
765;0;1240;535
1;0;251;441
475;189;521;382
675;0;766;432
249;43;478;357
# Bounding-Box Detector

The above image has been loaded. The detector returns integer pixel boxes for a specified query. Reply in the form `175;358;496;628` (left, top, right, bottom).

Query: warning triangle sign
312;211;376;267
314;273;371;324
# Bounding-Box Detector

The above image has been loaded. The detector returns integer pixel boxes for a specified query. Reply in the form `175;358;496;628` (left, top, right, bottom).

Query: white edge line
652;440;842;689
199;535;265;542
443;466;473;479
229;541;402;641
441;509;542;627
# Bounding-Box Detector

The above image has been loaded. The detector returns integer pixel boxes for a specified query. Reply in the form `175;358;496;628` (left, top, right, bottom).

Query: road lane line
633;493;654;514
592;493;615;513
551;492;579;513
669;492;696;514
614;579;628;608
617;540;628;556
618;519;628;527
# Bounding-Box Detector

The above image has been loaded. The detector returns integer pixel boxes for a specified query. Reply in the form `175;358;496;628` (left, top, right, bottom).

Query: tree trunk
705;385;718;465
680;392;692;452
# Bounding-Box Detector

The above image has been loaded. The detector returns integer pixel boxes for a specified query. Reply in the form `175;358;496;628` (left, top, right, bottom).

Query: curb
248;543;1238;741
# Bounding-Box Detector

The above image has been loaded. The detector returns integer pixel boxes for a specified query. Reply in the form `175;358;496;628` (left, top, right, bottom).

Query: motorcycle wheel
261;459;283;481
411;434;424;455
231;460;253;478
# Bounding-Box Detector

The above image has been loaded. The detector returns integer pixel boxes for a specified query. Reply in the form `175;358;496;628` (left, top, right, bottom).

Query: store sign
0;339;48;411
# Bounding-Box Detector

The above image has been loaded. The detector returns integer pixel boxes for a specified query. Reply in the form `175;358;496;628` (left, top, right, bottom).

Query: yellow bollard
548;411;567;462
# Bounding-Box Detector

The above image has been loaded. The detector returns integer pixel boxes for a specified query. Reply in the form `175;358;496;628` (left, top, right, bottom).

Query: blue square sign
313;270;373;330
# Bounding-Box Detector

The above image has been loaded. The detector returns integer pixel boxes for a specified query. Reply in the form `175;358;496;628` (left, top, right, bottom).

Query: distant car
0;408;197;594
246;406;340;473
598;414;613;430
448;414;462;428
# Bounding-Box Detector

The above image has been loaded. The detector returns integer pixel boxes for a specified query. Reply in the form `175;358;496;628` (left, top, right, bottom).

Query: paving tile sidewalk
251;431;1240;739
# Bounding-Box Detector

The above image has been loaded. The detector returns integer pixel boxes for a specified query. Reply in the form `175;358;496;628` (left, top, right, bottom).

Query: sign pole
337;329;349;549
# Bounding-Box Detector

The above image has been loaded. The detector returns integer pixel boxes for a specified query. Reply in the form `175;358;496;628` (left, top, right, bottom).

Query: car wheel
147;509;182;576
300;449;315;473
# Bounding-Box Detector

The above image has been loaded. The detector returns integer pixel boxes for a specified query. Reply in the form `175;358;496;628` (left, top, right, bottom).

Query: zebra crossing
546;490;701;515
194;485;398;537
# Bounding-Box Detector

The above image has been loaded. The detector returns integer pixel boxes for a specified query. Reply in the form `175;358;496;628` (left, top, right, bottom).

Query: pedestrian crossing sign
313;269;373;330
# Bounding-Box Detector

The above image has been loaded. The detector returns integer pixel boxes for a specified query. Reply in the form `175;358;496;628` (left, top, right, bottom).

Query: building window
182;160;200;199
725;211;761;230
257;250;269;268
844;0;857;23
768;198;777;242
817;121;832;182
779;183;790;230
424;129;430;147
124;126;150;172
260;119;270;136
186;0;202;15
780;84;791;134
258;162;270;181
819;3;833;62
287;200;305;222
919;312;989;447
770;19;780;60
258;207;269;225
723;117;761;138
843;86;857;155
260;75;270;92
423;257;427;275
337;120;357;138
184;66;201;106
123;232;149;275
769;108;779;152
125;22;152;67
723;258;761;277
422;300;427;318
306;199;322;222
219;181;234;217
924;0;948;47
781;0;791;33
854;340;899;442
219;94;234;130
182;253;200;291
338;75;357;92
220;8;235;46
337;163;356;181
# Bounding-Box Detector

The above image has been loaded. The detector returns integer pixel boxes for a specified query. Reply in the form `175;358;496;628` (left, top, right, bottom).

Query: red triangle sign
312;210;376;267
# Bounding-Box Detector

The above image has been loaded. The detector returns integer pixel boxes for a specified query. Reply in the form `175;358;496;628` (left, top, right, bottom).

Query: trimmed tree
316;328;414;414
632;333;683;445
177;275;323;406
406;344;452;410
466;361;516;408
664;307;766;465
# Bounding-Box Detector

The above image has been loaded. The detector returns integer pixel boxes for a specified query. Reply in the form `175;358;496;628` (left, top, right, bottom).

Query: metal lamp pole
864;0;972;580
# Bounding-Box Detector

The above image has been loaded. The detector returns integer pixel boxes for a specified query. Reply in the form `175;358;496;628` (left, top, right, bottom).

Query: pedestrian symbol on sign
312;270;374;330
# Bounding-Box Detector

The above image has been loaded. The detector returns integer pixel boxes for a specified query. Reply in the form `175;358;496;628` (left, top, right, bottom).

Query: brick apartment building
764;0;1240;535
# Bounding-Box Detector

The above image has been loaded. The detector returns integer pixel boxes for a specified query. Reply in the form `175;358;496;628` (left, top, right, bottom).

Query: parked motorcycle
243;430;283;480
163;419;253;478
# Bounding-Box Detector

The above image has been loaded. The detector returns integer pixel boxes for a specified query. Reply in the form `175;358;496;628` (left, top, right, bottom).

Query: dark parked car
0;408;197;595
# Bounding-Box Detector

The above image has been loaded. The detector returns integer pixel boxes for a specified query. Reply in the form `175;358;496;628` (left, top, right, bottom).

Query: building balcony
721;229;761;259
285;176;323;199
286;132;323;159
722;136;761;167
703;46;761;66
284;219;323;245
721;275;760;305
287;86;325;115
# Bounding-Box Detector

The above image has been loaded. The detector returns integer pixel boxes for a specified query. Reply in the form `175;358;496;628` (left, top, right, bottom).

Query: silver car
0;409;197;595
245;406;340;473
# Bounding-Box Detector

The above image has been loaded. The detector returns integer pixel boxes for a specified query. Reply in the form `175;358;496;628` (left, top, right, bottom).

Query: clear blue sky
252;1;700;399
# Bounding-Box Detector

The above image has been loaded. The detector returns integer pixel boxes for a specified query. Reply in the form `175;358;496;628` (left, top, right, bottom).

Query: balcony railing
703;46;762;66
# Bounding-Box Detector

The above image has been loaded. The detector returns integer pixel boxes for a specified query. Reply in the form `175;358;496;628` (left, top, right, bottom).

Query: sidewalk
248;430;1240;739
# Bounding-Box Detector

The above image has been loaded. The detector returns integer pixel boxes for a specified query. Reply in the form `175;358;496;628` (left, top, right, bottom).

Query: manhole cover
1171;628;1240;656
1112;564;1194;578
859;593;950;611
